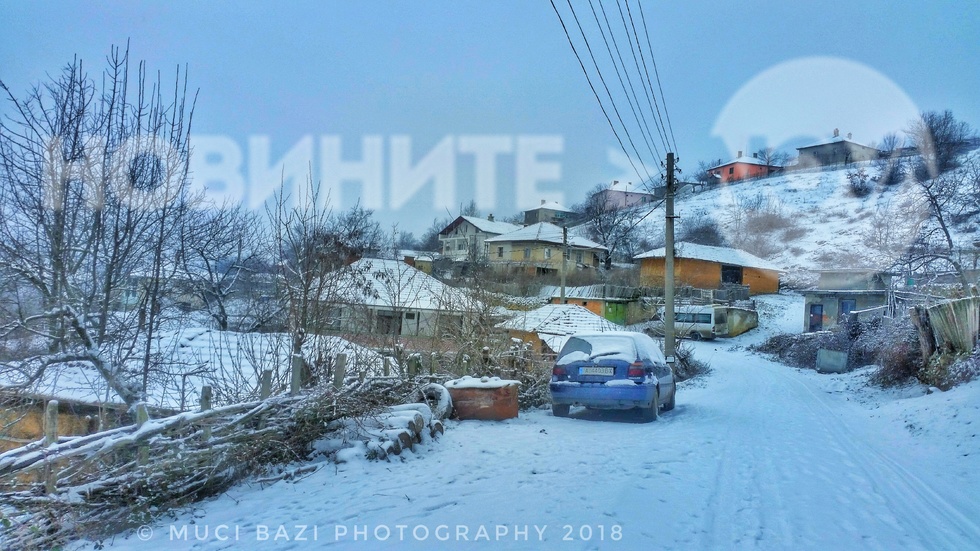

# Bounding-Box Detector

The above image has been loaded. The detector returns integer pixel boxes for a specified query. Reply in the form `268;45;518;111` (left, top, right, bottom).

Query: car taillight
627;362;645;378
552;366;566;377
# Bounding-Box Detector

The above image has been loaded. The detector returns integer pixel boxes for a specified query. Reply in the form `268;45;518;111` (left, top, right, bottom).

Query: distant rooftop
485;222;607;250
525;200;573;213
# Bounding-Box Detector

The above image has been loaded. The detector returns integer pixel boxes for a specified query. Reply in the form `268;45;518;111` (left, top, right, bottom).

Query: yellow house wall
639;258;778;295
489;242;601;269
0;407;116;453
550;297;604;317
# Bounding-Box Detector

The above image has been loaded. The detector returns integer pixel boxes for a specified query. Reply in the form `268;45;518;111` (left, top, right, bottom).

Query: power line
548;0;647;185
636;0;678;154
562;0;656;185
564;0;656;184
617;0;671;156
588;0;663;168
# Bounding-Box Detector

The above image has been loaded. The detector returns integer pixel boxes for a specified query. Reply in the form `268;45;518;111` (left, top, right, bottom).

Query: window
728;167;734;175
575;251;583;263
404;312;416;320
721;265;743;285
581;301;588;307
545;248;552;259
497;246;504;258
523;248;531;259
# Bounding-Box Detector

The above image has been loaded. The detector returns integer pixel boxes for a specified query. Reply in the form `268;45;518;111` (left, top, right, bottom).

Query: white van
652;305;728;340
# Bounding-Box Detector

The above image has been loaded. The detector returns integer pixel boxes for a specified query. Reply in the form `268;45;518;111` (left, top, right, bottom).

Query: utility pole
664;152;676;366
560;225;568;303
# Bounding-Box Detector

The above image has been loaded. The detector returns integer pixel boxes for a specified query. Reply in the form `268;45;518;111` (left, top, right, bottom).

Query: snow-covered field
88;294;980;550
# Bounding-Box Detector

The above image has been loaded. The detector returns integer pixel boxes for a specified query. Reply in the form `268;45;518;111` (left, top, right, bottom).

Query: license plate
580;366;614;376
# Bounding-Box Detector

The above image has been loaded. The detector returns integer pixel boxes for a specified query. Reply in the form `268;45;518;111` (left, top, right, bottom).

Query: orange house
634;242;781;295
707;151;777;183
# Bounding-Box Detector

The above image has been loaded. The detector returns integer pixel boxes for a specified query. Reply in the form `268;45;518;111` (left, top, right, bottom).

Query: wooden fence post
383;356;391;377
334;353;347;390
43;400;58;493
430;352;438;375
290;353;303;396
200;386;213;441
260;369;272;399
136;403;149;466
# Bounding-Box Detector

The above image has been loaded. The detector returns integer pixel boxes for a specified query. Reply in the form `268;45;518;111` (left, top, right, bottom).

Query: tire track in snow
764;361;980;549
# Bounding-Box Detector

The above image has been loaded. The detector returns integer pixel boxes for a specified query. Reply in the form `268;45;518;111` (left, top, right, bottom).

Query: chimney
487;213;494;222
833;128;839;137
541;199;546;205
737;150;742;158
847;132;852;140
753;152;758;158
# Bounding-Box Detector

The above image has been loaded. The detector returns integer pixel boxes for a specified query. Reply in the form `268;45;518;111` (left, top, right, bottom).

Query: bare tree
694;158;723;186
879;132;901;156
0;47;195;405
908;110;975;179
267;179;382;387
904;161;978;288
572;183;648;267
179;204;266;331
754;147;788;175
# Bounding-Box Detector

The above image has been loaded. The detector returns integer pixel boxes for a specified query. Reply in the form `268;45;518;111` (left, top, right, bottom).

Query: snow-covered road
95;296;980;550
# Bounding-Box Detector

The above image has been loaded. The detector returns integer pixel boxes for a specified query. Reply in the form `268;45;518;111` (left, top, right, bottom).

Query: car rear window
556;336;637;365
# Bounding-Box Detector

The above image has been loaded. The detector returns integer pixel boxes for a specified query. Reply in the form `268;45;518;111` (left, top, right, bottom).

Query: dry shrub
870;341;921;386
672;341;710;381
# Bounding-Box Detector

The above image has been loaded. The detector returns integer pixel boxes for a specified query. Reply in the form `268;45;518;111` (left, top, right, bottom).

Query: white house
438;215;522;261
326;258;481;337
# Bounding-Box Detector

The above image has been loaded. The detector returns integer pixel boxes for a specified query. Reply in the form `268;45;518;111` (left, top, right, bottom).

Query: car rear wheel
689;331;702;341
640;391;659;421
552;404;570;417
663;383;676;412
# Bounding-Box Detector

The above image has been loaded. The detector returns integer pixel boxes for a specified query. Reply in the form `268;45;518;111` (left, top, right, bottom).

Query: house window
523;248;531;259
404;312;416;320
545;248;552;259
728;167;734;175
721;265;743;285
581;301;588;307
497;246;504;258
575;251;583;263
457;242;466;250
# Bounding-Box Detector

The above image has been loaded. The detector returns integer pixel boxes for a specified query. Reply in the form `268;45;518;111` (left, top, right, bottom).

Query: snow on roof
606;181;654;194
797;135;878;151
496;304;622;352
336;258;480;311
633;242;783;272
439;215;522;237
538;284;639;300
707;155;770;170
484;222;607;250
460;216;522;235
525;200;573;213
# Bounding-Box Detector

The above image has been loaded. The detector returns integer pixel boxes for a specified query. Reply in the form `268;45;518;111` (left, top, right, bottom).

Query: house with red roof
707;151;779;183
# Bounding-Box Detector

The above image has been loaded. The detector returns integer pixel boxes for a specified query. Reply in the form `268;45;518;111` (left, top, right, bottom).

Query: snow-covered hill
623;149;980;287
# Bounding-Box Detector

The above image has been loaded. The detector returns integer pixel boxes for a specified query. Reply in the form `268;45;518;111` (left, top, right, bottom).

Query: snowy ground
87;294;980;550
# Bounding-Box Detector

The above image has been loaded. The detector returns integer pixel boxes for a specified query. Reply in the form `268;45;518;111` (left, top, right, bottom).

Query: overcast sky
2;1;978;236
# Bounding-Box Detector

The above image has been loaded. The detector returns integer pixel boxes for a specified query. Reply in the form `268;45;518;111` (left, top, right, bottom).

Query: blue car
549;331;676;421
